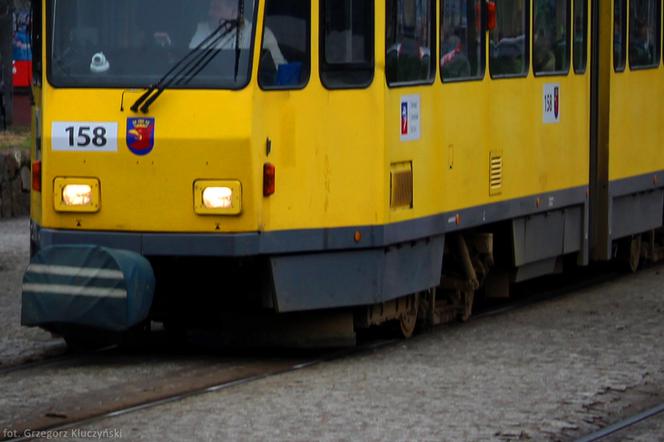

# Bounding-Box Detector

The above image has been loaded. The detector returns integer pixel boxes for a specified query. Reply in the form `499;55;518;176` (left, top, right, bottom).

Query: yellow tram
22;0;664;345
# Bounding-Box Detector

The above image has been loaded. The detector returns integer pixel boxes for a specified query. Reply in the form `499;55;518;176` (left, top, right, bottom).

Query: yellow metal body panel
30;87;43;225
35;1;592;238
385;4;590;224
600;1;664;183
609;47;664;181
39;88;258;232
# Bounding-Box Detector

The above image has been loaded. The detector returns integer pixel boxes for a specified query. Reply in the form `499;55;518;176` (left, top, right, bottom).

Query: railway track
576;402;664;442
0;340;396;442
0;264;644;441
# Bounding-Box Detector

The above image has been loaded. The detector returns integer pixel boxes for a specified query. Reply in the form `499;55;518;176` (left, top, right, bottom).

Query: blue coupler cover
21;245;155;332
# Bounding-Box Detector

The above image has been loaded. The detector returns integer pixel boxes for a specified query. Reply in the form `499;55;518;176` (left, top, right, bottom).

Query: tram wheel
398;294;419;338
618;235;642;273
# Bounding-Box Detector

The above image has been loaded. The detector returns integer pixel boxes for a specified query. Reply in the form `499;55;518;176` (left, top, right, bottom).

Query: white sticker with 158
52;122;118;152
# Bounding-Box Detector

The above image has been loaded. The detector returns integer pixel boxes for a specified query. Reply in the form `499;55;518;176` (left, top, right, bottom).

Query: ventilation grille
489;152;503;196
390;162;413;209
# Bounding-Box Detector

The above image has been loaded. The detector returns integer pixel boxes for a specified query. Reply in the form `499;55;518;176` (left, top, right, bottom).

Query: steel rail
1;340;396;442
575;402;664;442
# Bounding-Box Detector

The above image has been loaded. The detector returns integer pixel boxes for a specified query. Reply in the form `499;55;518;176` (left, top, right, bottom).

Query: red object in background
12;60;32;88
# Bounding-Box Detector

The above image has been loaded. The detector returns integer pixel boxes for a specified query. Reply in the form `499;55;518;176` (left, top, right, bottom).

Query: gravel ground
67;265;663;441
0;217;64;367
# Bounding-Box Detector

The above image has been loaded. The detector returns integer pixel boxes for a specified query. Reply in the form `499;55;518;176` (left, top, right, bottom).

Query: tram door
255;0;383;231
437;0;491;214
590;0;664;260
589;0;609;260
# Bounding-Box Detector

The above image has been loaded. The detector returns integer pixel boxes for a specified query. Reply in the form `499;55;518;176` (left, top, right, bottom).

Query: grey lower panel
564;206;585;255
270;236;445;312
592;171;664;258
513;257;561;283
512;205;584;267
611;190;664;240
609;172;664;198
446;186;588;234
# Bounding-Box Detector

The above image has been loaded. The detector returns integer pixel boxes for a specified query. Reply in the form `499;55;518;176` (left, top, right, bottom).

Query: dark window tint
48;0;257;89
320;0;374;88
489;0;529;77
614;0;627;71
441;0;485;81
533;0;570;75
629;0;661;69
258;0;310;89
386;0;436;85
573;0;588;73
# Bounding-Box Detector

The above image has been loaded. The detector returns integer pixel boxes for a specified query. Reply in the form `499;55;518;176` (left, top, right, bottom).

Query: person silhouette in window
190;0;286;67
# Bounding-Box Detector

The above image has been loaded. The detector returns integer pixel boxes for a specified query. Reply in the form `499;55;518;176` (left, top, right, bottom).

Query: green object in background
0;129;30;150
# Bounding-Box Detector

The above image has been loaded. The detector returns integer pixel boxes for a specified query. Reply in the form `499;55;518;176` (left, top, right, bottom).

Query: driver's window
258;0;311;89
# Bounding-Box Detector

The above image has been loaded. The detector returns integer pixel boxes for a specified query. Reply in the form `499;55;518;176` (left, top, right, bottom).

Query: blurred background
0;0;32;135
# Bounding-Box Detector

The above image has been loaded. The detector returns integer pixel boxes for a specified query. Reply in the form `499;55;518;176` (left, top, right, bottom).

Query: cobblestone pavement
1;216;664;440
71;266;663;441
0;217;64;367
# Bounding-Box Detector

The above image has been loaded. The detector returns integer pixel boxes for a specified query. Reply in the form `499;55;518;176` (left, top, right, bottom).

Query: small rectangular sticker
52;122;118;152
543;84;560;124
400;95;420;141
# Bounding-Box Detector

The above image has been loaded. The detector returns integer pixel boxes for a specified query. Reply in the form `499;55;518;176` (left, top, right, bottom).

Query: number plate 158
52;122;118;152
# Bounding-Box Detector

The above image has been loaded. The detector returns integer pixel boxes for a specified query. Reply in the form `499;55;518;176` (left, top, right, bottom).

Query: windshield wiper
233;0;244;81
130;20;237;114
177;5;245;87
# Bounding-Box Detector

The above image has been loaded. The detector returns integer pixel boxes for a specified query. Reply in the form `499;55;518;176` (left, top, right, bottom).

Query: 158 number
544;94;553;113
64;126;108;148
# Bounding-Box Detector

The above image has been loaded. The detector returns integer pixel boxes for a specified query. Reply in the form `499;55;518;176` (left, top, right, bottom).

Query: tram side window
441;0;485;82
573;0;588;73
629;0;661;69
258;0;310;89
489;0;529;77
320;0;374;88
386;0;436;85
533;0;570;75
614;0;627;71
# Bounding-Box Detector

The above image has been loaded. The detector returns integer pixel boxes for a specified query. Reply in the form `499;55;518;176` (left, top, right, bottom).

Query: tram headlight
203;187;233;209
53;178;100;213
63;184;93;206
194;180;242;215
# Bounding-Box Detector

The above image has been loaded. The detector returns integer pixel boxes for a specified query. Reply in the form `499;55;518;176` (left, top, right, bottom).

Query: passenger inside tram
440;33;471;78
533;28;556;72
189;0;286;69
630;18;655;66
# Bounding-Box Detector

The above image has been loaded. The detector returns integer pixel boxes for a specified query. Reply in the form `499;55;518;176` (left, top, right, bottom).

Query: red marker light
32;160;41;192
263;163;275;197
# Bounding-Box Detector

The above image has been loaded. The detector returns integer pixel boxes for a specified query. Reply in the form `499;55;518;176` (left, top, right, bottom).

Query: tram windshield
48;0;257;89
